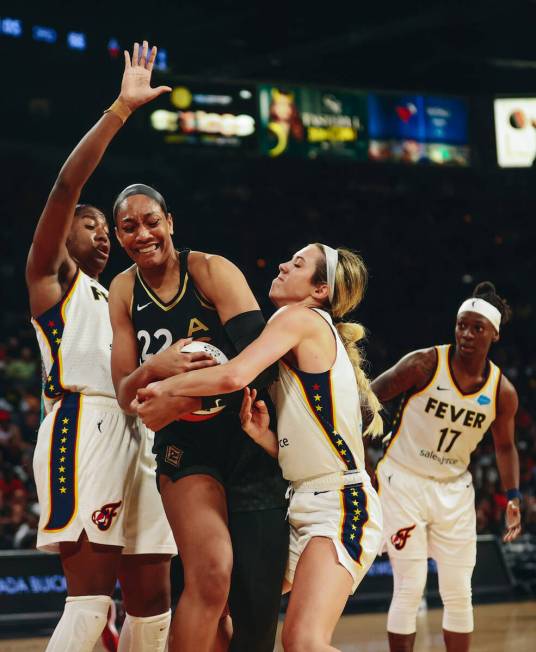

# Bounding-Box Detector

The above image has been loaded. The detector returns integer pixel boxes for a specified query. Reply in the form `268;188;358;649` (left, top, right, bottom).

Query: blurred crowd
1;145;535;554
1;324;535;551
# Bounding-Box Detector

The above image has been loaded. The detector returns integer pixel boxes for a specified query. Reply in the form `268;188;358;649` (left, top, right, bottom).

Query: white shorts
286;474;383;594
33;393;176;555
377;457;476;567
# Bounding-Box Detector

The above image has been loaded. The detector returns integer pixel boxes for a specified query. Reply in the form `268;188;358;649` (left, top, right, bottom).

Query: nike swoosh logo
314;490;329;495
436;386;450;391
137;302;152;311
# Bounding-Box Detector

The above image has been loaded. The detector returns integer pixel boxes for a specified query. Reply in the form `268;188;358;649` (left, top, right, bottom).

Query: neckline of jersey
446;344;493;398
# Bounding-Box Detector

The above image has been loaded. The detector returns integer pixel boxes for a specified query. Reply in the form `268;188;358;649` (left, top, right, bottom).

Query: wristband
103;98;132;124
506;488;522;502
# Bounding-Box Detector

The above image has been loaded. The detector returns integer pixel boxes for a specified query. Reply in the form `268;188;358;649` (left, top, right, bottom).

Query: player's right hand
147;337;217;379
119;40;172;112
240;387;270;442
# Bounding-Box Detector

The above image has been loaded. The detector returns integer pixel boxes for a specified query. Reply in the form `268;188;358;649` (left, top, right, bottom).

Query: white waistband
291;470;367;493
51;393;120;411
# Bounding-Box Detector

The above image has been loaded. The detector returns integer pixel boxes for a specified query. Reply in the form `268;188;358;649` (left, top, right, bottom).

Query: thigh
378;462;428;560
429;478;476;566
284;537;352;643
60;532;122;596
123;422;177;556
227;508;288;652
118;553;172;616
160;474;232;579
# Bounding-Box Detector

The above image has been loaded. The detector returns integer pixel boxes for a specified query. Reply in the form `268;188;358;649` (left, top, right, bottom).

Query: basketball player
371;282;521;652
131;244;385;652
108;191;289;652
26;42;177;651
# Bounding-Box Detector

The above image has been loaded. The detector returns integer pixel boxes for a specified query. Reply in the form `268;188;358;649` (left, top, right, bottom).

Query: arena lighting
0;17;22;37
33;26;57;44
154;48;168;71
107;37;120;58
66;31;86;50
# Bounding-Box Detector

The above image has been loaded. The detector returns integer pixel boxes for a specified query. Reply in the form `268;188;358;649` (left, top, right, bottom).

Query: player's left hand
131;382;200;430
119;40;172;112
503;500;522;543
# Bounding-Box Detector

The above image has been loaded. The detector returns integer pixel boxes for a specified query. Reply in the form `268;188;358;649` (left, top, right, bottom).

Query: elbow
221;367;249;393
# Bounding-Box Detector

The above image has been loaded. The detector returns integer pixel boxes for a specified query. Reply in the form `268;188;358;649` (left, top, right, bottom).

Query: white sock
118;610;171;652
46;595;111;652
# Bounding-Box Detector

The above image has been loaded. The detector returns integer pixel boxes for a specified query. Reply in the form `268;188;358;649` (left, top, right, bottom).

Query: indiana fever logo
92;501;122;531
391;524;416;550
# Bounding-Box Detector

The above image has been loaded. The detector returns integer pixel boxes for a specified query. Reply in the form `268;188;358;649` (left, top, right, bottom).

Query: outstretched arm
26;41;171;315
491;376;521;542
371;348;438;402
133;305;310;431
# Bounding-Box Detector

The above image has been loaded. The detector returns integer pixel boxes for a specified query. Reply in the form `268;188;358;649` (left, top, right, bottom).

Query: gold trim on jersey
136;267;189;312
444;344;496;399
491;370;502;421
57;270;82;389
194;288;217;311
379;346;441;470
282;362;352;467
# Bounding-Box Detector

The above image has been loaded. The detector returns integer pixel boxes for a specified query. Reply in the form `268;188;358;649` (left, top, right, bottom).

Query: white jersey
272;308;365;483
32;269;115;412
384;344;502;480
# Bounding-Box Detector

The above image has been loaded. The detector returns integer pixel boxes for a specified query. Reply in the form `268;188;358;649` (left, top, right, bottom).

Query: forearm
116;362;159;412
495;443;520;491
250;428;279;458
165;360;250;398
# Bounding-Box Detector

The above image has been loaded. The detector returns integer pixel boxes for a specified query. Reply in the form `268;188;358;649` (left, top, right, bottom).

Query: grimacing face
455;310;499;358
66;208;110;277
114;194;174;269
269;244;328;308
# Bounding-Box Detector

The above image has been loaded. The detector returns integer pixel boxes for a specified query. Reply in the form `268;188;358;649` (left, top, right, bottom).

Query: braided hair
472;281;512;325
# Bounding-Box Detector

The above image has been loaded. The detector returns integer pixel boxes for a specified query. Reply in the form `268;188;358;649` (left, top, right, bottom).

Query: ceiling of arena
17;0;536;94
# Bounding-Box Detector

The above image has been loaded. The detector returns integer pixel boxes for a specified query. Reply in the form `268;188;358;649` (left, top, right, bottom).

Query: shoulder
397;347;438;377
496;373;518;417
109;266;136;303
188;251;243;280
268;305;318;331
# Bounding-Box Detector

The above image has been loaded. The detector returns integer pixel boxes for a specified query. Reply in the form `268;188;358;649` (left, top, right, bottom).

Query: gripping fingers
188;359;218;371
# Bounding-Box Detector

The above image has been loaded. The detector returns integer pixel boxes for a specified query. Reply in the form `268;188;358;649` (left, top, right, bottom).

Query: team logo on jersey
165;445;183;468
477;394;491;406
391;524;416;550
91;501;122;531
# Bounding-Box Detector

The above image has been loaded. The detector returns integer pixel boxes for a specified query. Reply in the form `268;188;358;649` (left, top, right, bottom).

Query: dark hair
472;281;512;325
74;203;106;221
112;184;167;223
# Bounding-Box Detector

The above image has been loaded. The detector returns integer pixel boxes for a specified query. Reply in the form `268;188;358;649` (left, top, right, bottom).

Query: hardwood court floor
0;601;534;651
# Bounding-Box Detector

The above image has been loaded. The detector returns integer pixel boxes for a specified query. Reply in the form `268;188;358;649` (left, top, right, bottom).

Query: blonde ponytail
313;245;383;437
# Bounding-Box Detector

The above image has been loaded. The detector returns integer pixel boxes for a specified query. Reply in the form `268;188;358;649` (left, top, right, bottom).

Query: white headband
321;244;339;303
458;298;501;333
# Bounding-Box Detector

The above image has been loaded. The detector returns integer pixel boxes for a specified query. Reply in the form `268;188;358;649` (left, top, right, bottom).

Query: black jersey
132;249;287;511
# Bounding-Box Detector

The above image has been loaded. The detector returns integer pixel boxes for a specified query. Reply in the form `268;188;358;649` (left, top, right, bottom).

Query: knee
186;556;232;609
438;565;473;633
282;622;324;652
123;584;170;617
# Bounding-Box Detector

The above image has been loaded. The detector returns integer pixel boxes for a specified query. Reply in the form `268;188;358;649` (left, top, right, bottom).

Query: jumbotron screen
149;82;257;149
494;97;536;167
368;94;470;166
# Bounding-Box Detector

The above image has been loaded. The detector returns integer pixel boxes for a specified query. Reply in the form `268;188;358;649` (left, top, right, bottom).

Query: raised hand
119;40;172;112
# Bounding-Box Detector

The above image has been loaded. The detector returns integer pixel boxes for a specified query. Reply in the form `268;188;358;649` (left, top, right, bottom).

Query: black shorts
153;411;287;512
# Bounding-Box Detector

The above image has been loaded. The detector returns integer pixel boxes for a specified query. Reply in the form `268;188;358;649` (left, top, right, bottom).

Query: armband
506;488;522;502
104;98;132;124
